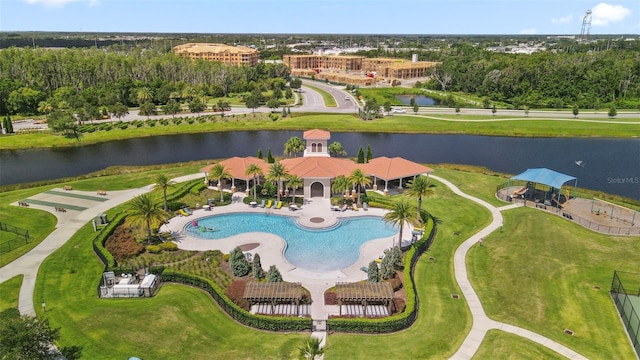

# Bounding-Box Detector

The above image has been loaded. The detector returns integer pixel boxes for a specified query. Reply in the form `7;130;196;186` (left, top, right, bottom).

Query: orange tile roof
303;129;331;140
200;157;269;179
363;157;432;180
281;157;361;178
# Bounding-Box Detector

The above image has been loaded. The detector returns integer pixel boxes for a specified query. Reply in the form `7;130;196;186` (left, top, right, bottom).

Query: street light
41;300;46;312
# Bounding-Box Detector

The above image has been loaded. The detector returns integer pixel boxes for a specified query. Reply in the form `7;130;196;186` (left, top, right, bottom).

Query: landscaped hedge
327;215;437;333
161;270;312;332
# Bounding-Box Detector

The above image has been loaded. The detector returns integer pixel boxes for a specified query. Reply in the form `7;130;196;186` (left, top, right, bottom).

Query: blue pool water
184;213;398;271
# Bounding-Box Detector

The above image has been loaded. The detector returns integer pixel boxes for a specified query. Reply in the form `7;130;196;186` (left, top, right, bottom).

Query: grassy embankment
3;112;639;150
0;275;23;312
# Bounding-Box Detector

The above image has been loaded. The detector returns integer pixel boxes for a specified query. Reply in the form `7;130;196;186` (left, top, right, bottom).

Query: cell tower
580;10;592;42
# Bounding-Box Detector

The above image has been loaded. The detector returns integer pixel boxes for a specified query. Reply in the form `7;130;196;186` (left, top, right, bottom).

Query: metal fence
0;222;31;255
610;271;640;358
496;183;639;236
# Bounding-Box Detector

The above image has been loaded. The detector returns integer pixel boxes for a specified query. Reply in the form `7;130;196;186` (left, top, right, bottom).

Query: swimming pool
184;213;398;271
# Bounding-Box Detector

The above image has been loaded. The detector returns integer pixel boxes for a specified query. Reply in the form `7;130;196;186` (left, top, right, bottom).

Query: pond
395;94;440;106
2;131;638;200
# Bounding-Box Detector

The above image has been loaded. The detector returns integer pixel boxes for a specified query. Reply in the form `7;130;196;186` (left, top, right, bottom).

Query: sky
1;0;639;35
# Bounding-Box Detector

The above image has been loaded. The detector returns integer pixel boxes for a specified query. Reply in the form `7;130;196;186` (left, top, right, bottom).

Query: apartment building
174;43;260;66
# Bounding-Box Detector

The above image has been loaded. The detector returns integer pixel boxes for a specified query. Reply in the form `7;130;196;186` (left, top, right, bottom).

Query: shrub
187;119;194;124
252;253;265;279
367;260;380;282
166;201;185;212
104;225;145;263
159;242;178;251
146;244;162;253
230;247;250;277
267;265;283;282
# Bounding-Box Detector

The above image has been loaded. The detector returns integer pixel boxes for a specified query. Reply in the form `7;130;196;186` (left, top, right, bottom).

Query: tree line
0;46;291;116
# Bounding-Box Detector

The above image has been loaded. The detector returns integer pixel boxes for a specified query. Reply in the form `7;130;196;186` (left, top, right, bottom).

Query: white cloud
519;28;537;35
591;3;631;26
24;0;99;7
552;15;573;24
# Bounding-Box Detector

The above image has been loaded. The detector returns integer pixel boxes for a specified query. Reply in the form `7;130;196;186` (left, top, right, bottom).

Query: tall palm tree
405;175;435;220
124;193;169;245
348;168;372;205
331;175;349;196
284;136;305;157
137;87;153;105
297;337;324;360
286;174;303;204
37;100;53;121
383;198;419;248
266;161;289;202
209;163;232;203
153;173;175;211
245;163;263;201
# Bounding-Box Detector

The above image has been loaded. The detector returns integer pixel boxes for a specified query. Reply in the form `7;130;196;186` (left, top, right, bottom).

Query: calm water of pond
395;94;440;106
2;131;638;200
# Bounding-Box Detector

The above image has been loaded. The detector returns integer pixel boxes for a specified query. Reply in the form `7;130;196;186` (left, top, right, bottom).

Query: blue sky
2;0;638;35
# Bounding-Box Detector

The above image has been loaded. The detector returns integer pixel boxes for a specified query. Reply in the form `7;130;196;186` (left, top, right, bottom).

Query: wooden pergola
243;282;304;315
336;282;394;317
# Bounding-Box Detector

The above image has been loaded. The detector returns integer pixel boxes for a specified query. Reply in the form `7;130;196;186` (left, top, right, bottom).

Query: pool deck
160;194;415;321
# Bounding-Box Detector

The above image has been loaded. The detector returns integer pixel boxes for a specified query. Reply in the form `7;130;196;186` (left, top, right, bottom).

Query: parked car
392;108;407;113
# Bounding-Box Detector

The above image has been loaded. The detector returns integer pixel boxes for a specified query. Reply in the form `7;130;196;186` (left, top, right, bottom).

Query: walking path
429;175;588;360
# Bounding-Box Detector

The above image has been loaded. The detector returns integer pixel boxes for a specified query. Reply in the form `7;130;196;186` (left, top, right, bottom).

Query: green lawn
431;167;511;207
472;330;567;360
467;207;639;359
3;112;638;150
327;178;490;358
0;275;23;312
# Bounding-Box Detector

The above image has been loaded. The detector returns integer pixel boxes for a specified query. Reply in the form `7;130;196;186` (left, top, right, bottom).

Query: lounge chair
275;201;283;209
179;209;189;216
360;266;368;273
266;200;273;208
340;204;348;212
183;207;193;215
352;203;359;211
289;204;300;211
259;199;266;208
362;202;368;210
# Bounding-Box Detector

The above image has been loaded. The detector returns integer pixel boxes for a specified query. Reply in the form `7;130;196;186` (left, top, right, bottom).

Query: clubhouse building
200;129;432;199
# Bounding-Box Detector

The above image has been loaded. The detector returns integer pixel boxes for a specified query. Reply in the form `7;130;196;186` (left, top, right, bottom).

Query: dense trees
0;46;290;116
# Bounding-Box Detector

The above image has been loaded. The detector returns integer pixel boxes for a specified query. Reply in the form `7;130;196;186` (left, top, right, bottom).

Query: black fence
0;222;31;255
610;271;640;358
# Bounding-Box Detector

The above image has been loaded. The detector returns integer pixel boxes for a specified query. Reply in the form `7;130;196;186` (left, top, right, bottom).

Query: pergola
336;282;394;317
200;157;269;195
507;168;578;209
243;282;304;315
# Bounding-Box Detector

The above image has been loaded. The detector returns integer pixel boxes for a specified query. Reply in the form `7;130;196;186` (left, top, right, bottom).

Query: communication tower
580;10;592;42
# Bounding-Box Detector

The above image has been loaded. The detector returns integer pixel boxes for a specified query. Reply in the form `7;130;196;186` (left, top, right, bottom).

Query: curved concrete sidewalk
0;174;203;316
429;175;588;360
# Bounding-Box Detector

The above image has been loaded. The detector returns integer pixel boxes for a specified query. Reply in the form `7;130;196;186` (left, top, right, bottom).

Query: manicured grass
3;112;638;150
472;330;567;360
431;167;511;207
303;84;337;107
34;207;305;359
467;207;639;359
0;275;23;312
327;179;490;358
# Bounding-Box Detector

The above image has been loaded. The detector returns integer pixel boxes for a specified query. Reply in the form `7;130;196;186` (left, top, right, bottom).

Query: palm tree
153;173;175;212
331;175;349;196
137;87;153;105
209;163;232;203
124;193;169;245
383;198;419;248
348;168;372;205
404;175;435;220
284;136;305;157
266;161;289;202
297;337;324;360
37;100;53;121
286;174;303;204
245;163;263;201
